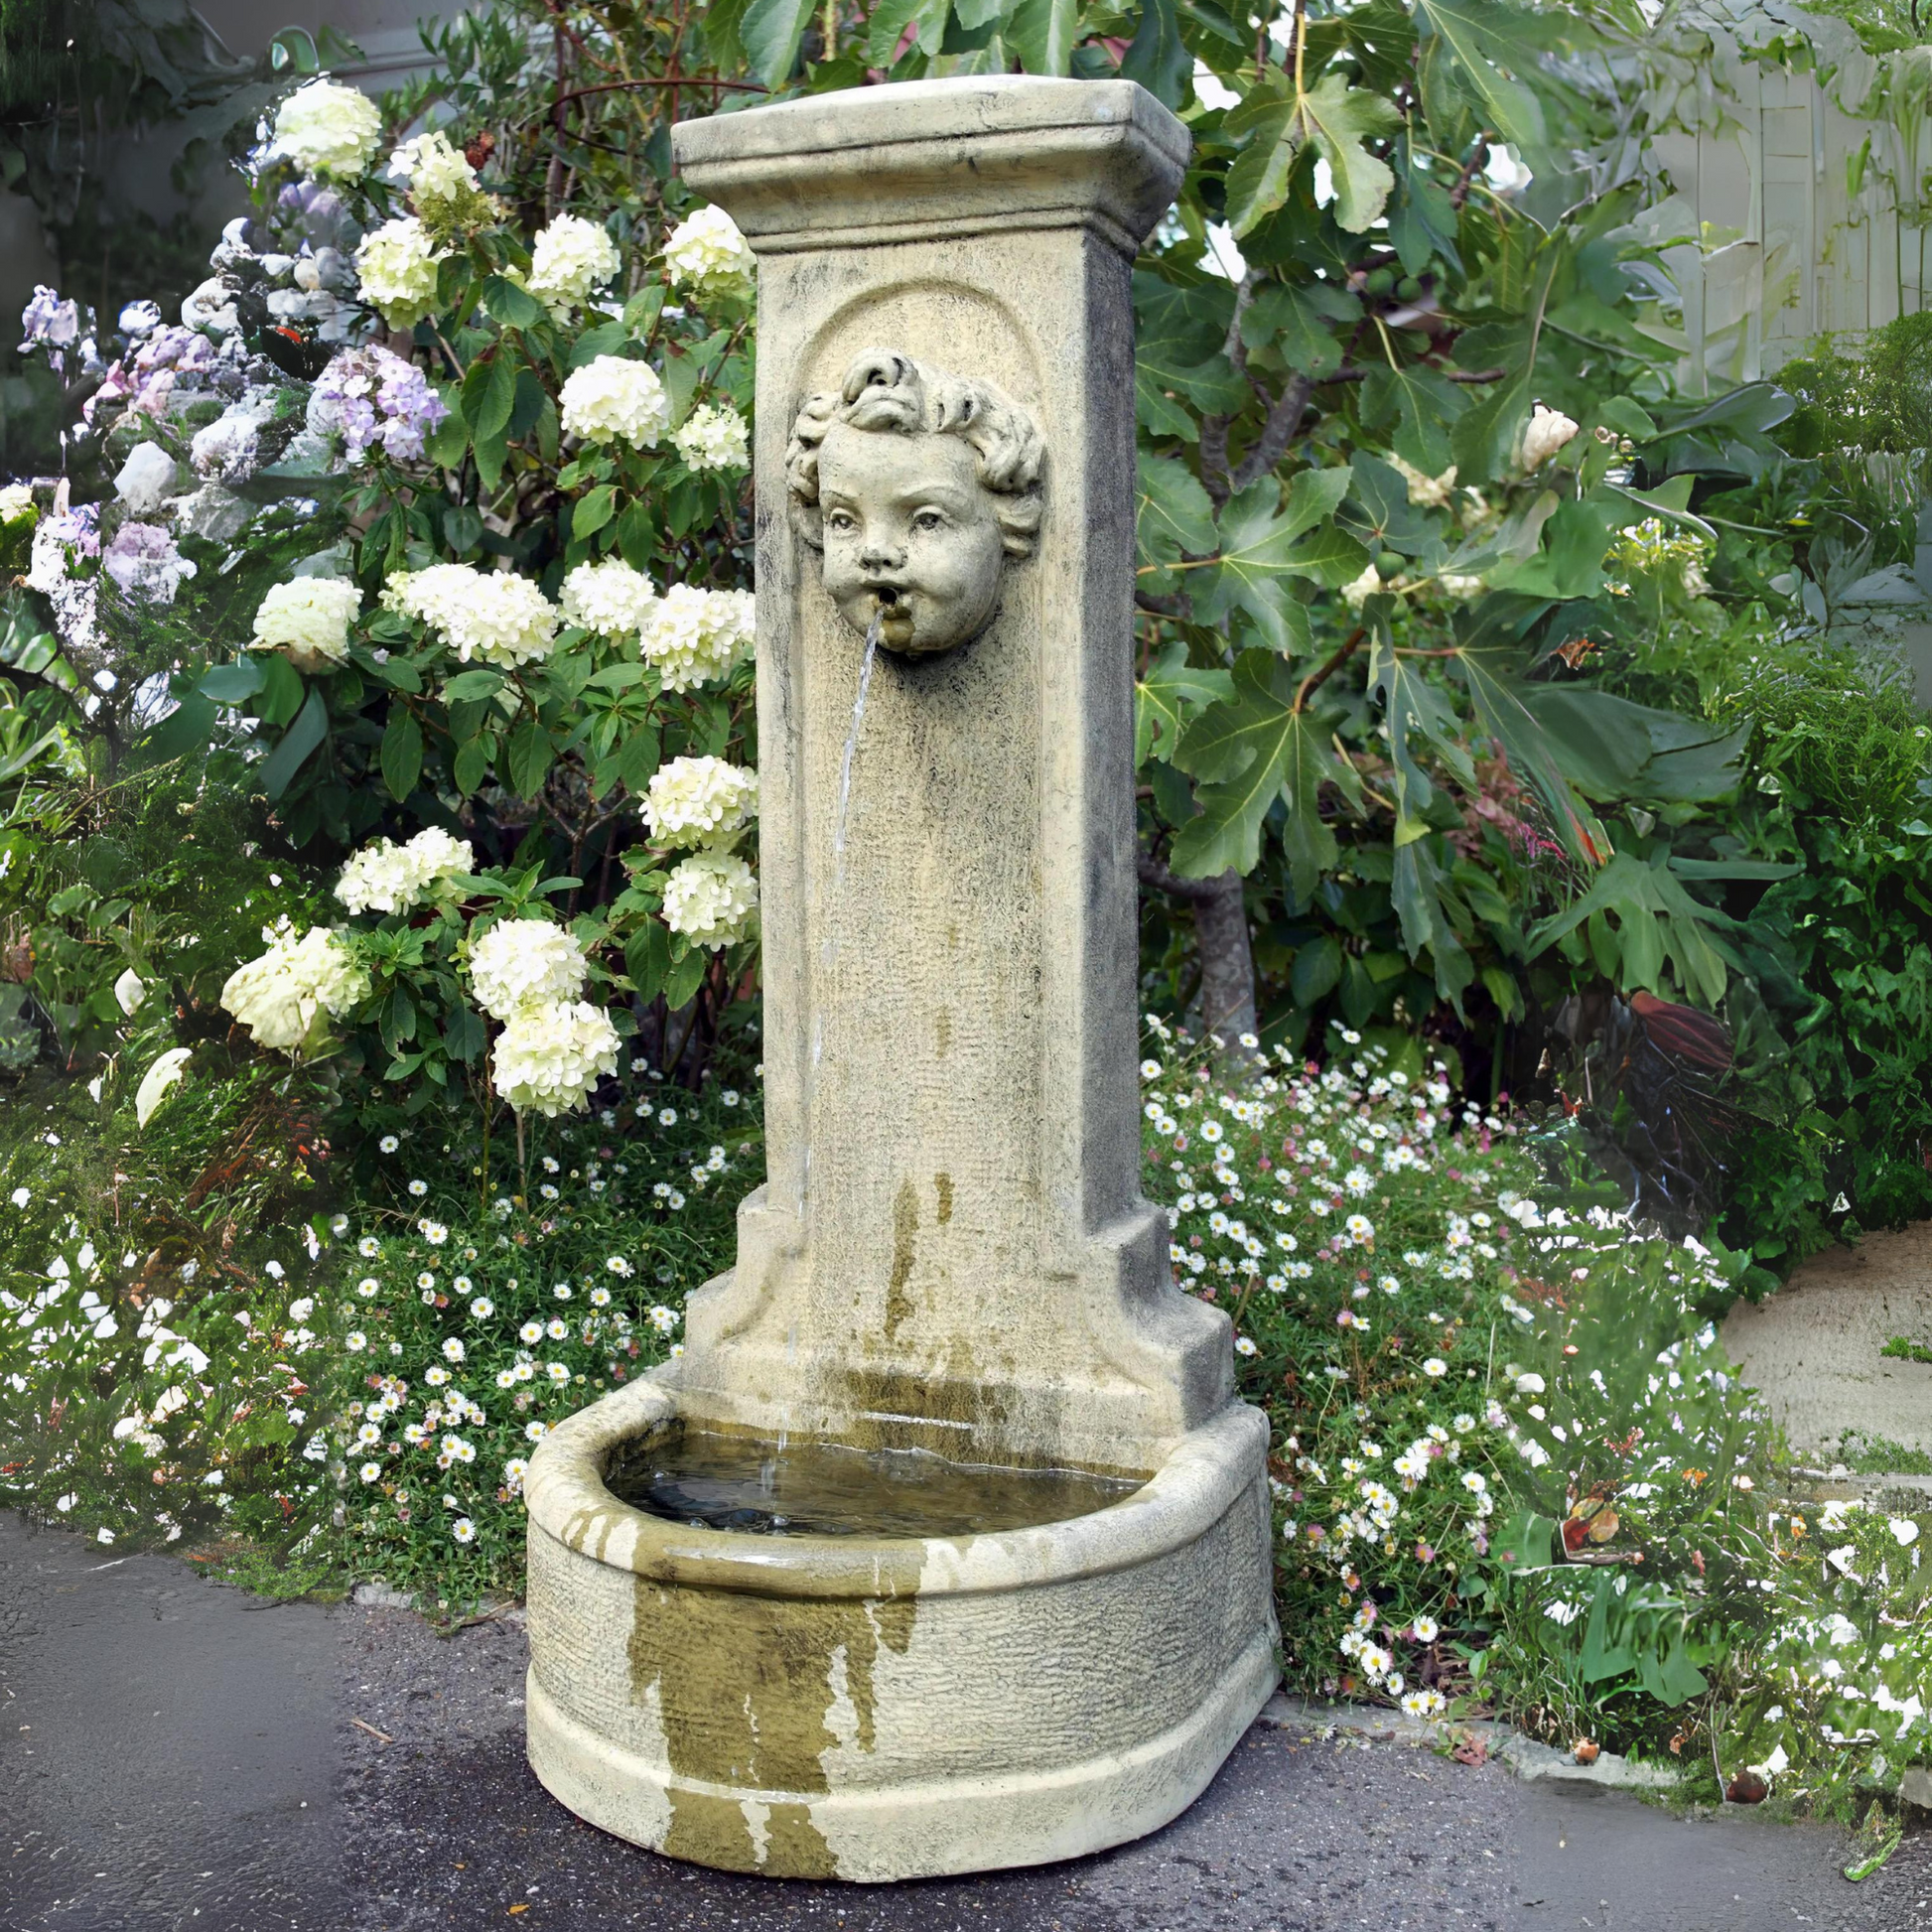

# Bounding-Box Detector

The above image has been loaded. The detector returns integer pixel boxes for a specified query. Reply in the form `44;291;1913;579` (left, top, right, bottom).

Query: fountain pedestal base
523;1377;1278;1881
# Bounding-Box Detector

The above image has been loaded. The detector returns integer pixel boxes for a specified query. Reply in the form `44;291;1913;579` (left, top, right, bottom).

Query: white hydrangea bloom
663;206;756;304
220;920;370;1058
389;129;477;206
491;1000;620;1117
560;356;668;448
250;578;362;673
0;482;35;521
560;558;657;638
526;213;620;316
1387;455;1456;507
640;584;755;692
672;402;749;473
114;442;179;515
1521;404;1581;470
354;216;445;330
135;1046;193;1129
661;851;758;950
335;827;475;915
644;757;758;851
268;78;383;180
380;562;560;668
469;918;588;1023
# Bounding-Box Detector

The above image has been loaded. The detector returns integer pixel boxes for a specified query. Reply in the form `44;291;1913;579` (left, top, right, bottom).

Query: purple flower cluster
85;326;221;428
311;345;448;465
43;502;100;558
103;522;193;604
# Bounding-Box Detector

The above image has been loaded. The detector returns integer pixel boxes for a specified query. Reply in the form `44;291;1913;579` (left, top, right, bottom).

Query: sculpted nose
859;536;904;574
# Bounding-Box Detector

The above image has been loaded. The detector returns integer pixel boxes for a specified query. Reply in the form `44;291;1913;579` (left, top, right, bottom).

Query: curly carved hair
785;348;1044;559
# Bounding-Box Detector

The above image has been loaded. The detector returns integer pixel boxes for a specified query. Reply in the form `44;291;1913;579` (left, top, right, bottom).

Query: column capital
673;75;1188;259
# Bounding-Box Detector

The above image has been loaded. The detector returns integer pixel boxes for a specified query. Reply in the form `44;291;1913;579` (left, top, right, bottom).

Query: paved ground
5;1512;1930;1932
1723;1222;1932;1461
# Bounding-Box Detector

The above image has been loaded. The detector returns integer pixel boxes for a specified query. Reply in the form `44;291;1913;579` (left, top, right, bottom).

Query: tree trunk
1191;868;1257;1045
1137;854;1259;1053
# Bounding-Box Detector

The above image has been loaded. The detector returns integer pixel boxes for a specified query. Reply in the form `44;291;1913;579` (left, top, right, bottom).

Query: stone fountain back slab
522;77;1279;1883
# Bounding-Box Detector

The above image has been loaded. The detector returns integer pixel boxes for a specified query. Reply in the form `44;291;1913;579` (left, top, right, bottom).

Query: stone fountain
523;75;1279;1881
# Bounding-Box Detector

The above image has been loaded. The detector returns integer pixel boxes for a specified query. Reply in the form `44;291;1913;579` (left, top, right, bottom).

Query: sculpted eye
910;509;945;533
826;509;857;534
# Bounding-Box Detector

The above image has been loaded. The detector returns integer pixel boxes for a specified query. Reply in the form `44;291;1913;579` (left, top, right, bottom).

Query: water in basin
605;1425;1144;1539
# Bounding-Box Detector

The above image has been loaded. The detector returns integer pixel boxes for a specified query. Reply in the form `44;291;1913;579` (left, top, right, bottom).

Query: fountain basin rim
524;1374;1269;1601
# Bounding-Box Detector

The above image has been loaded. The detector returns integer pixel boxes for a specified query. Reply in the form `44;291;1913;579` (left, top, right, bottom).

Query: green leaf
573;485;617;539
663;944;710;1011
454;734;494;796
198;658;265;705
441;668;504;705
1241;280;1357;381
1526;850;1736;1007
145;691;217;765
1170;648;1361;886
467;351;517;444
259;687;329;800
1119;0;1189;108
1007;0;1075;72
1295;70;1400;232
444;1004;486;1065
741;0;817;84
1391;837;1476;1007
1368;631;1474;841
568;321;630;371
481;275;543;330
1361;363;1466;477
1135;640;1233;765
380;707;423;802
1413;0;1549;155
1138;455;1218;568
865;0;949;66
506;718;555;800
1194;474;1363;651
1492;1506;1554;1574
1223;103;1302;238
624;921;671;1003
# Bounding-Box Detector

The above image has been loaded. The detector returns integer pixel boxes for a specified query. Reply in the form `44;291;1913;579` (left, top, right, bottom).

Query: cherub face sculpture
787;349;1043;657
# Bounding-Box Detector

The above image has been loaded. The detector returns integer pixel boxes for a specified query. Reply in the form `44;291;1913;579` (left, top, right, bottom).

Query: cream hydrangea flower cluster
560;558;657;639
526;213;621;317
380;563;560;668
249;577;361;673
268;78;383;180
468;918;619;1116
663;206;755;304
490;1002;621;1117
559;356;668;448
389;129;477;207
354;216;445;331
468;918;588;1023
640;584;755;692
220;919;370;1058
672;402;749;473
335;827;475;915
644;756;758;850
660;851;758;950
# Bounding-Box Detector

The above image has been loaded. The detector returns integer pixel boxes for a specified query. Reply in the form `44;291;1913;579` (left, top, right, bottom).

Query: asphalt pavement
3;1512;1927;1932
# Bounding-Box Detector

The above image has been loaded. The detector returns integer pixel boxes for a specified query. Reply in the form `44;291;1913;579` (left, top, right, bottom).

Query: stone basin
524;1376;1277;1881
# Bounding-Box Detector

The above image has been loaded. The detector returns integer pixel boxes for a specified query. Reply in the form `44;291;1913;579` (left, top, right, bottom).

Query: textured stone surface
665;76;1227;1475
523;76;1278;1881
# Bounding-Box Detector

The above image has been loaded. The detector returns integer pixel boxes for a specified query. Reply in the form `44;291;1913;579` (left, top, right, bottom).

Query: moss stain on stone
934;1173;953;1225
885;1178;918;1340
628;1546;923;1877
934;1008;951;1058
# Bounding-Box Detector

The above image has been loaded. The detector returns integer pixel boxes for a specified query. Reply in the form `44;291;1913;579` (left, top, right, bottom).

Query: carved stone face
814;423;1009;656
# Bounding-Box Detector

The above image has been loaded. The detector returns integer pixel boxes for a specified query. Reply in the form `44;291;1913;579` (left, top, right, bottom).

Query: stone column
668;78;1229;1475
